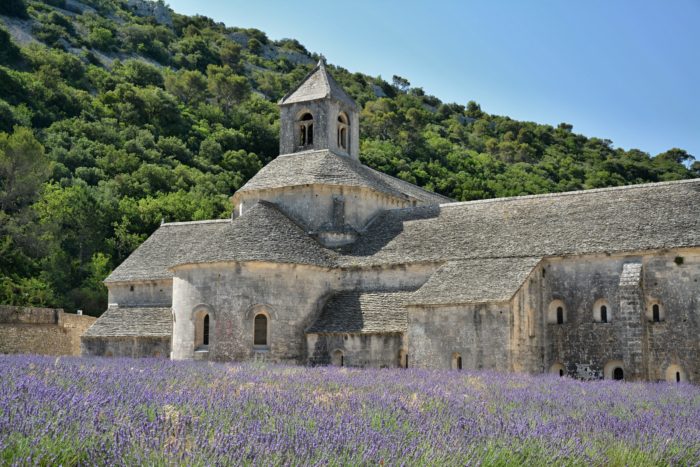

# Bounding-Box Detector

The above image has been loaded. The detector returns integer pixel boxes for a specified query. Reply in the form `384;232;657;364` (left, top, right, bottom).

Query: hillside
0;0;697;315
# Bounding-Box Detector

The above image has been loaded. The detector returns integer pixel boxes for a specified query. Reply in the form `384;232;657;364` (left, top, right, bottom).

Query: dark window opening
601;306;608;323
556;306;564;324
340;355;344;367
613;367;624;380
676;371;681;383
203;315;209;346
254;314;268;346
457;356;462;370
559;369;564;377
652;304;660;323
298;113;314;147
129;285;134;292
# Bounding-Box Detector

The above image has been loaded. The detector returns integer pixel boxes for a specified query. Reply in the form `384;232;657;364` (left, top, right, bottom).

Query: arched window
665;364;686;383
254;314;268;347
547;300;566;324
298;113;313;147
332;349;344;367
604;360;624;380
451;353;463;370
194;309;212;350
652;304;660;323
549;363;565;377
399;350;408;368
613;367;624;380
203;314;209;346
594;300;611;323
337;113;349;151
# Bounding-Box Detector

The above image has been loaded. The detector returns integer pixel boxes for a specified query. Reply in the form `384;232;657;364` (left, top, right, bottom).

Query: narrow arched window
676;371;681;383
652;304;660;323
254;314;268;346
332;349;344;367
601;305;608;323
337;113;349;151
203;315;210;346
613;367;624;380
298;113;314;147
559;369;564;377
556;306;564;324
457;356;462;370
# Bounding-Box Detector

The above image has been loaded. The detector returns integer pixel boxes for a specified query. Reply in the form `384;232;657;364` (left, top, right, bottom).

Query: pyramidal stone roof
279;57;358;109
82;307;172;338
235;149;451;205
343;178;700;267
307;290;415;334
170;201;338;269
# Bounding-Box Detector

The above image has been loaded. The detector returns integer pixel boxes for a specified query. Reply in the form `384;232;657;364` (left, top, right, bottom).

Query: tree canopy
0;0;696;314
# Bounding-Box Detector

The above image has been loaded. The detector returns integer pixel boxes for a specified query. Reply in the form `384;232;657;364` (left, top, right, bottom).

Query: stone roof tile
236;149;450;205
307;290;414;334
82;306;171;337
171;201;338;268
279;58;358;109
344;179;700;266
105;220;229;283
409;257;542;305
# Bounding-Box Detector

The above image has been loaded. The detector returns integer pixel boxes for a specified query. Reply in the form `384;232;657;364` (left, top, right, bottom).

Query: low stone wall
0;305;96;356
81;336;170;358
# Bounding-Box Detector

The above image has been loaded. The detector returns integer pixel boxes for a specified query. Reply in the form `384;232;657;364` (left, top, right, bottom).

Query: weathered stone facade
84;58;700;383
0;305;95;356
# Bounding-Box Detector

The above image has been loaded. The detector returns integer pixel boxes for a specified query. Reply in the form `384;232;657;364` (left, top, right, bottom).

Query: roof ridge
440;178;700;209
161;219;230;226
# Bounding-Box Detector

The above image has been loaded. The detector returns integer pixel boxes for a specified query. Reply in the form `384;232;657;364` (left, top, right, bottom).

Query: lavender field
1;355;699;466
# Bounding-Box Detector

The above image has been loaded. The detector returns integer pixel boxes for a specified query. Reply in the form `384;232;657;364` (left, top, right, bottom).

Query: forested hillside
0;0;697;315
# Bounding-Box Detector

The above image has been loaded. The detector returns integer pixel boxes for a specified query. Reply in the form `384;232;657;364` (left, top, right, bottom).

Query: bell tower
278;57;360;159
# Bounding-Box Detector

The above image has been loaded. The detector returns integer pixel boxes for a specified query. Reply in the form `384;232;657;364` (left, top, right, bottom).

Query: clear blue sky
167;0;700;159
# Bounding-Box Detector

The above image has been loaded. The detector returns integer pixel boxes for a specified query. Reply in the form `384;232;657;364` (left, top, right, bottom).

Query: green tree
207;65;250;111
0;0;28;19
0;127;49;213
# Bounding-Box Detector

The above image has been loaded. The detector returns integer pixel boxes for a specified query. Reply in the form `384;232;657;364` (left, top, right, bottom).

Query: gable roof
409;257;542;306
82;307;171;338
105;220;229;283
279;58;358;109
234;149;450;205
307;290;414;334
170;201;337;268
344;178;700;266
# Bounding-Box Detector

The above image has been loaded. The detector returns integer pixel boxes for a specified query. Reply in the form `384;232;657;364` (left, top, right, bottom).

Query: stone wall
81;336;170;358
307;333;403;368
279;99;359;159
235;185;411;238
108;279;172;308
542;249;700;383
170;261;434;363
407;302;511;370
0;305;96;356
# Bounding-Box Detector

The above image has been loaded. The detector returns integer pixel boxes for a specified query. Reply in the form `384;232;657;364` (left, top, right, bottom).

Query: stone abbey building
82;59;700;383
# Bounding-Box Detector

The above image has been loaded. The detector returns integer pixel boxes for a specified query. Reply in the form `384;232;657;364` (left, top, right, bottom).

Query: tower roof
279;57;358;109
